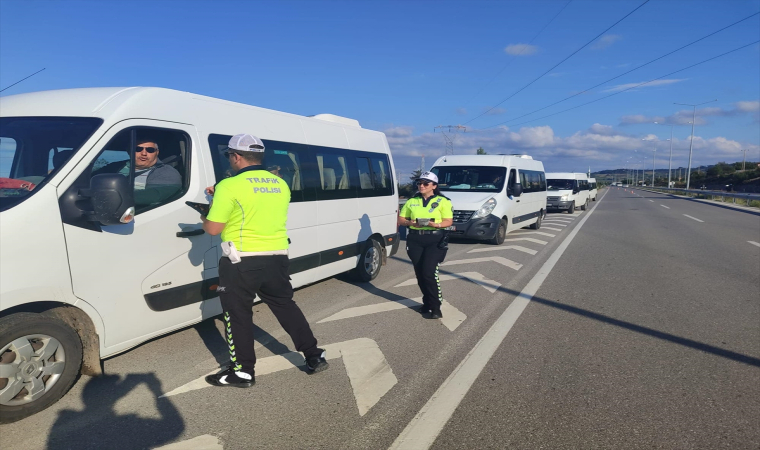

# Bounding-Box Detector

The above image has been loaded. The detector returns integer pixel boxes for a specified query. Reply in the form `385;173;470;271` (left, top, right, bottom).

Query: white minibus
588;177;598;201
429;154;547;245
0;87;399;422
546;172;591;213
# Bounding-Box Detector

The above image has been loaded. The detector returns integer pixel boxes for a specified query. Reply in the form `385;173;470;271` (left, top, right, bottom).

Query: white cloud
591;34;622;50
602;78;686;93
382;123;759;177
482;107;506;116
619;100;760;126
504;44;539;56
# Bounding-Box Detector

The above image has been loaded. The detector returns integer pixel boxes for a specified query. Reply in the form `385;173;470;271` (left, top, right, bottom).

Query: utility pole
655;121;674;187
740;149;749;171
674;99;717;190
434;125;467;155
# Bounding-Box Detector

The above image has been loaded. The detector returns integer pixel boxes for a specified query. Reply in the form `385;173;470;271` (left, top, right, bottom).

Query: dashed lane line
661;205;670;209
749;241;760;248
683;214;704;223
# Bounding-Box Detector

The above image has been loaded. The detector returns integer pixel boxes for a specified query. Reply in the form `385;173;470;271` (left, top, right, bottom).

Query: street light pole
740;149;749;171
652;147;656;187
674;99;717;190
655;122;674;187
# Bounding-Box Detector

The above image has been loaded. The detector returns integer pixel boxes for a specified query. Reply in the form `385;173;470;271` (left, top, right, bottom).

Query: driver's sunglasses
416;181;432;186
136;146;157;154
223;151;237;159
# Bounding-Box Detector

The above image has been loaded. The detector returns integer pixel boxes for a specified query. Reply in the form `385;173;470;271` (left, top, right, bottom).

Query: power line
488;11;760;127
479;39;759;129
463;0;651;125
0;68;46;93
455;0;573;118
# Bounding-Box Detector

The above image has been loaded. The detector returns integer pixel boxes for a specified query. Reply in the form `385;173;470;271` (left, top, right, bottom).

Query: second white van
546;172;591;213
430;154;547;245
589;177;598;201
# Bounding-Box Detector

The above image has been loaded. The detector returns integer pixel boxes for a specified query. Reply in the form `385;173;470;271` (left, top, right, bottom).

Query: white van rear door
60;120;212;350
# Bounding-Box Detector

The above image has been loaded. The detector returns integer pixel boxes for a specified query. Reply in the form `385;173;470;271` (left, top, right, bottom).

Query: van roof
546;172;589;180
0;87;362;128
431;154;544;169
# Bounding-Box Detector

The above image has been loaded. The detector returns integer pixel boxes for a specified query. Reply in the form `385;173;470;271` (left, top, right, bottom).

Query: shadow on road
47;373;183;450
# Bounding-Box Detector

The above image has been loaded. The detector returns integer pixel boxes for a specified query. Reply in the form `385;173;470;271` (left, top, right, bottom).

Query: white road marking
503;237;547;245
441;256;522;271
154;435;223;450
540;226;563;232
318;297;466;332
467;245;537;255
660;205;670;209
508;231;556;237
683;214;704;223
395;272;502;294
162;338;397;416
540;222;568;226
389;186;607;450
749;241;760;248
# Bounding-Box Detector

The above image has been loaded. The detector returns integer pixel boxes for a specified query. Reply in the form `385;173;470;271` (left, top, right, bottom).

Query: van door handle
516;200;520;202
176;229;205;238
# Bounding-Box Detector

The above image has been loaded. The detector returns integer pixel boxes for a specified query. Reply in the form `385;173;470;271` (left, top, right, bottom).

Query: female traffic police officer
398;172;454;319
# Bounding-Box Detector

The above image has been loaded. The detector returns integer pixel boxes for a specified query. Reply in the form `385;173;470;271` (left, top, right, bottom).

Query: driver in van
108;138;182;206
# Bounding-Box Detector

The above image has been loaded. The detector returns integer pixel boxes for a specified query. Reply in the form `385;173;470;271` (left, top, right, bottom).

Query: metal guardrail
637;186;760;207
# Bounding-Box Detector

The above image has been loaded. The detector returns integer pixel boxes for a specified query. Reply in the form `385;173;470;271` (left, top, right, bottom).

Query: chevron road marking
467;245;537;255
441;256;522;271
748;241;760;248
161;338;397;416
503;237;547;245
154;435;224;450
319;296;466;332
540;222;567;226
541;227;562;232
508;231;556;237
395;272;502;294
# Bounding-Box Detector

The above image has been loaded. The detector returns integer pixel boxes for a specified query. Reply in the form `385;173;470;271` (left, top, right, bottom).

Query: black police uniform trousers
217;254;320;373
406;232;448;310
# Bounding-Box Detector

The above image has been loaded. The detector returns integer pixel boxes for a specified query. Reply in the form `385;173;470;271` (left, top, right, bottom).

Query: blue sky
1;0;758;180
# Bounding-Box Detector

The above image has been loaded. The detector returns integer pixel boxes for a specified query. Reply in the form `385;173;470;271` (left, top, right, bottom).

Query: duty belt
408;229;445;235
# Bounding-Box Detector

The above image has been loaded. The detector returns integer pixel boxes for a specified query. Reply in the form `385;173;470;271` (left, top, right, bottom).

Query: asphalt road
1;187;758;450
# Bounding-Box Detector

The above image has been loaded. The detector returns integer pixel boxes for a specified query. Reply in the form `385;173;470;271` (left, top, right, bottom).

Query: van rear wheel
354;239;382;282
0;312;82;424
530;212;542;230
488;219;507;245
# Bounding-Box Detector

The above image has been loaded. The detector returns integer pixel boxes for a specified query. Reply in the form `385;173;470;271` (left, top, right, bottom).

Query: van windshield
547;179;574;190
431;166;507;193
0;117;103;212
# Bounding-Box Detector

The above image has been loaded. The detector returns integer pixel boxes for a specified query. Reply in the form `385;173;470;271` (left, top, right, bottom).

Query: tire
581;199;588;211
353;239;382;282
0;312;82;424
530;212;542;230
488;218;507;245
567;201;575;214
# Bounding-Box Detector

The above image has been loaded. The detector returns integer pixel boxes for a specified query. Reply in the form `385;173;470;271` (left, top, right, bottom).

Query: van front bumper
449;214;500;240
547;200;573;210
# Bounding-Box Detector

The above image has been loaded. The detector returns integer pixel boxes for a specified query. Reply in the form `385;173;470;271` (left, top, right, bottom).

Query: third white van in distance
546;172;591;213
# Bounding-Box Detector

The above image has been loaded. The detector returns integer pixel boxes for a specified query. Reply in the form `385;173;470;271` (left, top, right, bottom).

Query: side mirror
513;183;523;197
84;174;135;225
572;188;579;194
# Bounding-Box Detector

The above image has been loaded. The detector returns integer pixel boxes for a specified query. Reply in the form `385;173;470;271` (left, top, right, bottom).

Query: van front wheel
489;219;507;245
567;202;575;214
354;239;382;282
0;312;83;424
581;199;589;211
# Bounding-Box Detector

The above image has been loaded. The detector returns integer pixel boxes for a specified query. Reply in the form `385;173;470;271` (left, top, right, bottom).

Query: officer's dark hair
236;152;264;164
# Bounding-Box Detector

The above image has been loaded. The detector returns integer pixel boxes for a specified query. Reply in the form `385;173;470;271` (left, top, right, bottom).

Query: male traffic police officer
202;134;328;388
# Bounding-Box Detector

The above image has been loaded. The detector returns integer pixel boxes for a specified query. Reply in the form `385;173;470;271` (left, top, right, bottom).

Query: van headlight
472;198;497;219
560;195;569;201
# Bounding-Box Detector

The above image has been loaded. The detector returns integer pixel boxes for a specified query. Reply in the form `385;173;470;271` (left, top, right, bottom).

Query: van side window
356;157;373;189
518;170;546;193
92;127;188;214
370;156;393;194
316;151;349;191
